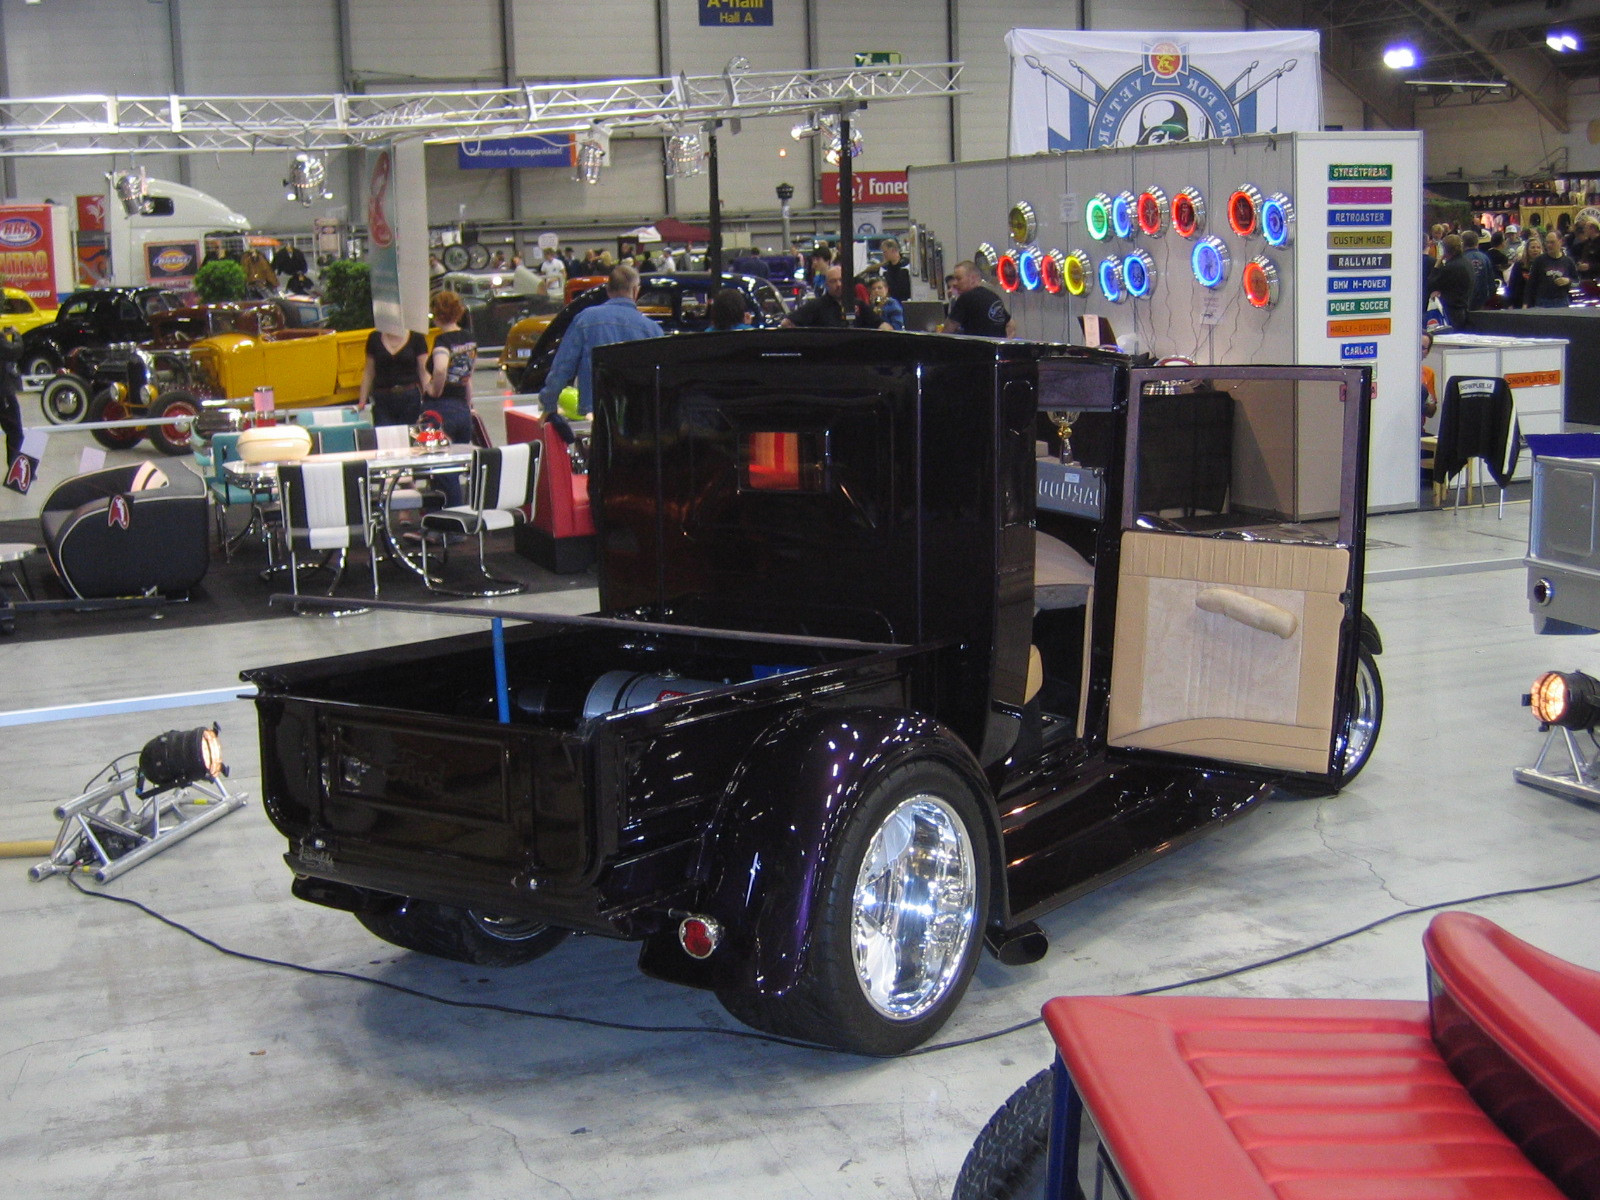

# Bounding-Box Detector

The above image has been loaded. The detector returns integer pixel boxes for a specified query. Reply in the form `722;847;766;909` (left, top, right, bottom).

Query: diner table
224;445;475;581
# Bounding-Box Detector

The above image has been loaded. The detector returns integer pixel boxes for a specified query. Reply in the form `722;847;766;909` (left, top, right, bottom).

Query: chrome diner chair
419;443;539;596
277;458;379;616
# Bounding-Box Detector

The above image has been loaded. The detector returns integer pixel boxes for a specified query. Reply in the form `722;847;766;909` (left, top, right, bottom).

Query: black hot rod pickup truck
245;331;1382;1054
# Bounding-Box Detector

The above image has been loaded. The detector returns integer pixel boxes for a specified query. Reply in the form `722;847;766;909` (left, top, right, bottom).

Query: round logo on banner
367;151;394;249
0;217;44;247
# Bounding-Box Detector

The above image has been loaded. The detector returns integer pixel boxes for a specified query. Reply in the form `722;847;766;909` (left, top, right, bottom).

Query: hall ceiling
1237;0;1600;133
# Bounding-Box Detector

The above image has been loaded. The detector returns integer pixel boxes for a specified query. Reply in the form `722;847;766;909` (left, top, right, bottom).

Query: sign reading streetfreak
1005;29;1321;154
365;140;429;338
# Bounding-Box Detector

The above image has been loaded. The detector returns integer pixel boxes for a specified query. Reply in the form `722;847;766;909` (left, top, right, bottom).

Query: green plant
321;259;373;330
193;258;246;303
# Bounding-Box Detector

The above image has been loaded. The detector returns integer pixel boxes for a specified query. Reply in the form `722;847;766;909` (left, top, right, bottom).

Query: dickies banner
1005;29;1322;154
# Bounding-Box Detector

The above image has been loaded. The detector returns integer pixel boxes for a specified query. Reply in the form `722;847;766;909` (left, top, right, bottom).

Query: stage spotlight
1383;44;1419;70
791;115;822;141
109;168;150;216
285;153;330;205
824;122;863;166
665;128;704;179
1548;31;1581;52
1530;670;1600;728
138;724;225;794
575;124;611;185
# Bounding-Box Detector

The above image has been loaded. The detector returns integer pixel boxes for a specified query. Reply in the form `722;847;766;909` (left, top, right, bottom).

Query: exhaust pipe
985;920;1048;966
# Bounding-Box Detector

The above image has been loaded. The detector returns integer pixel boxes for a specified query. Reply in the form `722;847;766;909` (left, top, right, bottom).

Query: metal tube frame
29;754;248;883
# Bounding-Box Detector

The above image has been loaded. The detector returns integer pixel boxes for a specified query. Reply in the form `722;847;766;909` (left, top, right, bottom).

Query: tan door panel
1108;530;1350;773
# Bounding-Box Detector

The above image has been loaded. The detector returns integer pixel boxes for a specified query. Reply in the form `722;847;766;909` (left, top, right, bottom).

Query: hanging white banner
365;139;429;337
1006;29;1322;155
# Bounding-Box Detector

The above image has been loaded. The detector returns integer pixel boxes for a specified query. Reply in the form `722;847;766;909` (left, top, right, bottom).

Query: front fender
637;706;993;995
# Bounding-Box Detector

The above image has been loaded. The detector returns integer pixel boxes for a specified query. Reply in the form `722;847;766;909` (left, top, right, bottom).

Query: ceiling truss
0;60;962;158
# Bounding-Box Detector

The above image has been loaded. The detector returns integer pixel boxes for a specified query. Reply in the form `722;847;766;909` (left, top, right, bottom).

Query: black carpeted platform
0;516;596;643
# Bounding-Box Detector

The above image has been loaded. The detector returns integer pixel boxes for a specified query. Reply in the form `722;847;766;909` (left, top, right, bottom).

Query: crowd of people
1425;214;1600;327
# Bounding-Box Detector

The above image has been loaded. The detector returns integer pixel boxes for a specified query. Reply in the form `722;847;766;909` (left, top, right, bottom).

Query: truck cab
247;331;1378;1053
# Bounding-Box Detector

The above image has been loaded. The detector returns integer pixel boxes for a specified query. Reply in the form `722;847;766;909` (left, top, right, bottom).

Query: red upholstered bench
967;913;1600;1200
504;409;595;573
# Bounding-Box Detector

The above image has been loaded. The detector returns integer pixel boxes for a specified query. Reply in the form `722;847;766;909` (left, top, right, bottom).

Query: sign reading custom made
1328;231;1394;249
699;0;772;25
1005;29;1321;153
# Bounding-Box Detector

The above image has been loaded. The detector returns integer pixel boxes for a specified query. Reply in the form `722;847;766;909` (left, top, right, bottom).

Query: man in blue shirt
539;265;663;417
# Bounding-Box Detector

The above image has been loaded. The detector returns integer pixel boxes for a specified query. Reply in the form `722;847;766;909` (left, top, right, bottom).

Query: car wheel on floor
1337;646;1383;781
951;1068;1055;1200
150;390;201;456
718;759;989;1055
87;388;143;451
40;373;90;424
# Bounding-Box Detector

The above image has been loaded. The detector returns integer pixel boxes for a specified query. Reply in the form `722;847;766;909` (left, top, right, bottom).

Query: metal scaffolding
0;60;962;157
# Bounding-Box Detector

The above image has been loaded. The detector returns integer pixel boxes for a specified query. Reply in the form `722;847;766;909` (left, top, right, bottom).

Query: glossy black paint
20;286;182;369
249;331;1372;1005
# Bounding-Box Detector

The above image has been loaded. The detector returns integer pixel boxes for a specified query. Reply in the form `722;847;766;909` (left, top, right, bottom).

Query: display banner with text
1006;29;1321;154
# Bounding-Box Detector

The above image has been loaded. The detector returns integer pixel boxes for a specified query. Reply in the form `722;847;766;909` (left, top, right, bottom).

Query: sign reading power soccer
1005;29;1321;153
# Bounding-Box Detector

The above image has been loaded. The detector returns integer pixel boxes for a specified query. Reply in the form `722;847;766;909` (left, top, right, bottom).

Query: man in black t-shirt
879;238;912;302
782;265;849;328
942;260;1014;337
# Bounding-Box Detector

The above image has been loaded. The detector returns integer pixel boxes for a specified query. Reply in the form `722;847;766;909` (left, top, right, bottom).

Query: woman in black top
1527;231;1578;308
359;328;429;426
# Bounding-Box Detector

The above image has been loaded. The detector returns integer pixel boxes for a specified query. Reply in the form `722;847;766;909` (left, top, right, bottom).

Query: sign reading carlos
1006;29;1321;154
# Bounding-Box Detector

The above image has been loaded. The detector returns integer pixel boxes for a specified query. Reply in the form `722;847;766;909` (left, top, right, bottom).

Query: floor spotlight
1530;670;1600;729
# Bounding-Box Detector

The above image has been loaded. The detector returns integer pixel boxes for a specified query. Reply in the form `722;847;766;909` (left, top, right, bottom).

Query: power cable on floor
64;868;1600;1059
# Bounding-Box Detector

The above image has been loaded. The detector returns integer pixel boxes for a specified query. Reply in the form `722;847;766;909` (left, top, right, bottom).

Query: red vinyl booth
504;407;595;573
1034;912;1600;1200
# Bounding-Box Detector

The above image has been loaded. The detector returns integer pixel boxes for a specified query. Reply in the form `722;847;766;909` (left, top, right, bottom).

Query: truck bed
245;619;940;935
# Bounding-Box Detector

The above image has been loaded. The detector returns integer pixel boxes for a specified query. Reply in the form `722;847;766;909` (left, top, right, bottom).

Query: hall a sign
699;0;771;25
1005;28;1321;153
821;170;908;205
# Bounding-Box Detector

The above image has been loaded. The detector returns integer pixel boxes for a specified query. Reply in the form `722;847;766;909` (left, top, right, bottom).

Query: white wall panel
517;0;658;78
347;0;500;83
955;0;1075;163
4;0;172;95
1084;0;1245;32
663;0;806;76
812;0;951;177
1414;96;1558;182
178;0;340;93
501;138;667;230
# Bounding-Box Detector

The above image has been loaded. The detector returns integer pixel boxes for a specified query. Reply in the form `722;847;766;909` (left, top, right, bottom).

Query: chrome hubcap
467;911;549;942
852;793;978;1021
1342;655;1379;772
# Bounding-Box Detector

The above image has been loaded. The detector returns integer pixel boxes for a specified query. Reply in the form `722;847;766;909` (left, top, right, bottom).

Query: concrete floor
3;391;1599;1199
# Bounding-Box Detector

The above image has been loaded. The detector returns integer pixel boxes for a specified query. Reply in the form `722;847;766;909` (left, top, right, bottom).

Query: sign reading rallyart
1005;28;1321;154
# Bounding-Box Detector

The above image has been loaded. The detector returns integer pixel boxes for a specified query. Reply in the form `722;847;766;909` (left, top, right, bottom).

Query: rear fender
650;707;995;996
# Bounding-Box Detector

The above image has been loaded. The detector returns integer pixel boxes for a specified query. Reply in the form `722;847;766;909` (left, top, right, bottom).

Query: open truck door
1105;364;1374;785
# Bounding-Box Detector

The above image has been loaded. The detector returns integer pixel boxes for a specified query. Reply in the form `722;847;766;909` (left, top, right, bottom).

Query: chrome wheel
1339;647;1383;779
852;793;979;1021
467;910;553;942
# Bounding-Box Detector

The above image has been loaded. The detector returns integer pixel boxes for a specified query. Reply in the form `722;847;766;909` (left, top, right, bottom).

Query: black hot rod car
245;332;1382;1054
